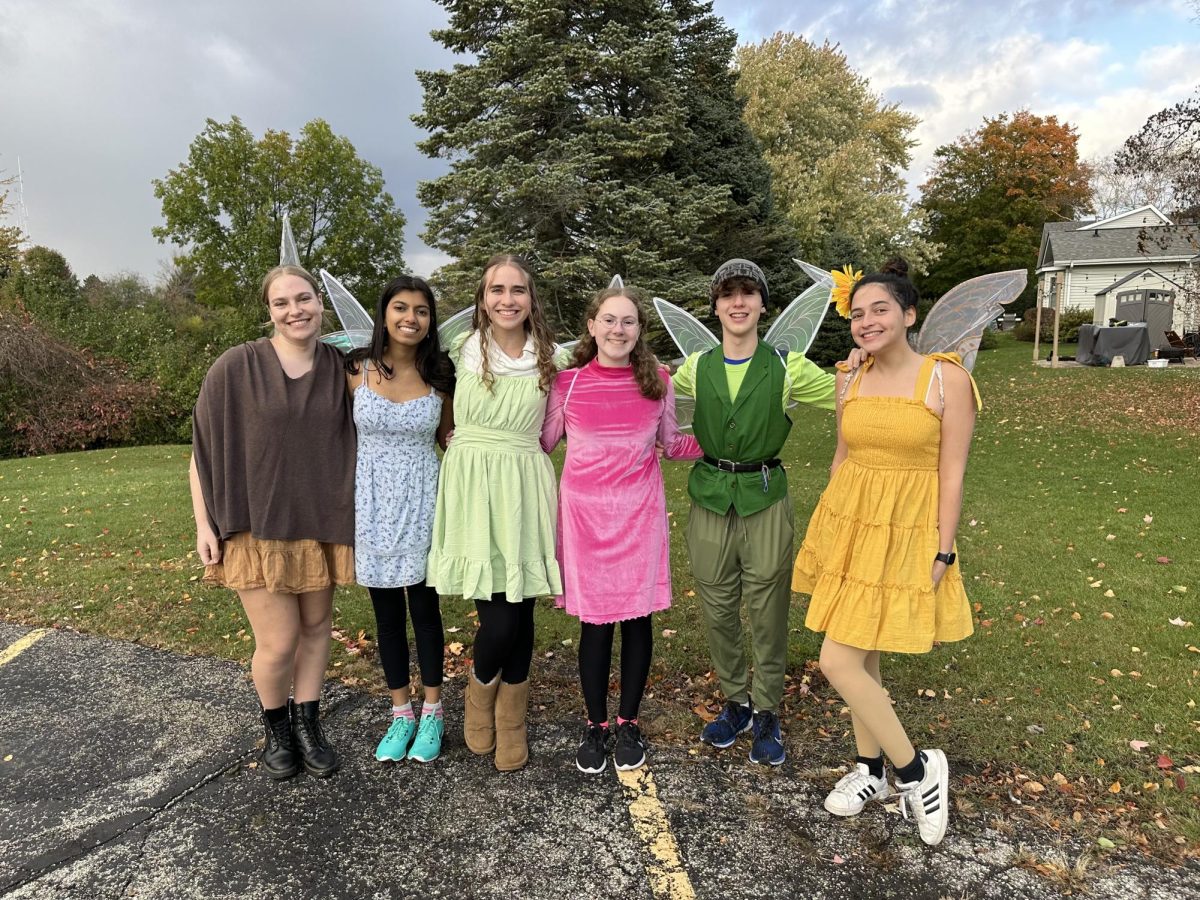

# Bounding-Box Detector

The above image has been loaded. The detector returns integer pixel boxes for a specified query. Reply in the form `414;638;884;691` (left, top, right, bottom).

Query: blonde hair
260;265;320;305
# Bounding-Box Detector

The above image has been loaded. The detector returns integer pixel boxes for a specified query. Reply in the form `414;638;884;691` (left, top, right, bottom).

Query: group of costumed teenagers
189;215;1024;847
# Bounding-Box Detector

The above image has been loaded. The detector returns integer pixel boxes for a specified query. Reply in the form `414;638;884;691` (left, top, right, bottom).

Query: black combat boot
260;704;299;779
290;698;339;777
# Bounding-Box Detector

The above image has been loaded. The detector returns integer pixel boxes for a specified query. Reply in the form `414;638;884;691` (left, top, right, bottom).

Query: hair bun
880;257;909;278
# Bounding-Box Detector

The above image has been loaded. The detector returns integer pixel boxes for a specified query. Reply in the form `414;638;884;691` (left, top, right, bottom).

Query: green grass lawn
1;333;1197;853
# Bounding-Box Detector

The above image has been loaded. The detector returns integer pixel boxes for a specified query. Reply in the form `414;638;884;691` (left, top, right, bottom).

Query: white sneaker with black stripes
895;748;950;846
823;762;891;816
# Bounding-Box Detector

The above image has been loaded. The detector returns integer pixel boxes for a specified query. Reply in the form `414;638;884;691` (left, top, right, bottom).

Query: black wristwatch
934;551;956;565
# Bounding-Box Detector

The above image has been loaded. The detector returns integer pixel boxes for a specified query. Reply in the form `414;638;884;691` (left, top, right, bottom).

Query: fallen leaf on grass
1108;781;1122;794
692;703;716;722
1128;740;1149;752
662;629;677;637
1101;611;1114;619
1157;556;1172;564
448;641;464;656
1097;837;1116;850
1103;589;1115;598
1169;617;1192;627
1172;586;1189;593
832;854;845;865
1158;755;1174;769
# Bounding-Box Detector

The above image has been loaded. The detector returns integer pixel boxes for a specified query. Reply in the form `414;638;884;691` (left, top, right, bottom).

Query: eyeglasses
596;315;639;329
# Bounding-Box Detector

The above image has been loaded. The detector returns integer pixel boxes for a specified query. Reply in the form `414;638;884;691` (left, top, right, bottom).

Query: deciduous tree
918;110;1093;311
153;117;406;309
1115;91;1200;223
735;34;938;276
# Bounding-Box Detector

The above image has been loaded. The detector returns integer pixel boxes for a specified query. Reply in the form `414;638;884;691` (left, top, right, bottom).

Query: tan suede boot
464;669;500;755
494;679;529;772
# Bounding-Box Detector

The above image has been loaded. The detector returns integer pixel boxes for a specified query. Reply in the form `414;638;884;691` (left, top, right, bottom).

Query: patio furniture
1077;323;1151;366
1164;330;1197;358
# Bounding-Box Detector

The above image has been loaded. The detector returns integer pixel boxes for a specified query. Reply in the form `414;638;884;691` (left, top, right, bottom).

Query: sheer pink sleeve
540;371;568;453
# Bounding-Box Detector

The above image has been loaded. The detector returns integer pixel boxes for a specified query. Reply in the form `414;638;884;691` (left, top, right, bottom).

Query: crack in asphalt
1;744;259;895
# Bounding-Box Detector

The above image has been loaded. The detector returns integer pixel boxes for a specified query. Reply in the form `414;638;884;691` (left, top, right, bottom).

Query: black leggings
472;595;536;684
578;615;653;724
368;581;444;691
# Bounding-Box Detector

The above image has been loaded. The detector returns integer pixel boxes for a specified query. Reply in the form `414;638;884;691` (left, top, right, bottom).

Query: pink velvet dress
541;360;701;624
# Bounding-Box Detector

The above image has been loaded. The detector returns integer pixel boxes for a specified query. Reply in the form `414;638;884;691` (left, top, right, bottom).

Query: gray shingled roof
1040;223;1200;266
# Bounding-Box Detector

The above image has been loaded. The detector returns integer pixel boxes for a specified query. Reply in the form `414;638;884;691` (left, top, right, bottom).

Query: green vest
688;343;793;517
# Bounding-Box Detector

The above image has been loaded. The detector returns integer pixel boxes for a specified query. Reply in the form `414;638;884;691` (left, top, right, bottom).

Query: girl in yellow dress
792;258;979;847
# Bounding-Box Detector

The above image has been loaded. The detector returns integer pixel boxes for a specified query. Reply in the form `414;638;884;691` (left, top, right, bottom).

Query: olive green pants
685;498;794;712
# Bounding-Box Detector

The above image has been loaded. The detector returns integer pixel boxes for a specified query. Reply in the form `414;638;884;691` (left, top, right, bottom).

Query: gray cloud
1;0;1195;281
1;0;457;279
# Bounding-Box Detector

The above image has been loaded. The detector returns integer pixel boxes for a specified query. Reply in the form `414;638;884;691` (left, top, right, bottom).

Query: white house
1035;205;1199;349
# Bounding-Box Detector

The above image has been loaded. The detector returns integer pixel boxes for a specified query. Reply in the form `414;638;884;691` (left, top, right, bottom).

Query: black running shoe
575;722;609;774
614;721;647;771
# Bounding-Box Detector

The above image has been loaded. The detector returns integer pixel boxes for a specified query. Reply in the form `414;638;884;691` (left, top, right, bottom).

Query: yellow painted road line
617;767;697;900
0;628;49;667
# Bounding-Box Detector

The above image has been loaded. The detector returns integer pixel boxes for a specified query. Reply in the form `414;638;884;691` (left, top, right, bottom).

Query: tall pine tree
415;0;798;329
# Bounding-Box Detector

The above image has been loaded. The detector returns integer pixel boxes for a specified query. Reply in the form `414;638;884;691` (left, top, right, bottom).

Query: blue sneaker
375;714;417;762
749;709;785;766
700;700;753;748
406;711;445;763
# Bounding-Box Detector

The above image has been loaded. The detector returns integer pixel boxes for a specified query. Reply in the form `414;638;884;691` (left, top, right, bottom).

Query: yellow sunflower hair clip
830;264;862;319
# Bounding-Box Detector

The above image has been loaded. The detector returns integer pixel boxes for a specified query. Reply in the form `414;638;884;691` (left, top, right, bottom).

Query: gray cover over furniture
1076;323;1152;366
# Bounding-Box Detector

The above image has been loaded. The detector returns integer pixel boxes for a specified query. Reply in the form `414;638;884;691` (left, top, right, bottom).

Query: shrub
0;312;160;457
1013;307;1092;343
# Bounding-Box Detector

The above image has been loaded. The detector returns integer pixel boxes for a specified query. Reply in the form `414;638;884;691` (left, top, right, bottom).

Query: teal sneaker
406;711;445;763
375;715;417;762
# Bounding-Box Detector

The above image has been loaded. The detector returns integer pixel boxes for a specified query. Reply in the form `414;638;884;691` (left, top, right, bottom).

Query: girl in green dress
426;254;568;771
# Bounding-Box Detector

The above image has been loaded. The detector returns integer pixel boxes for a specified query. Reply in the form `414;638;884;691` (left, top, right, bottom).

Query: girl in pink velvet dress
541;286;701;774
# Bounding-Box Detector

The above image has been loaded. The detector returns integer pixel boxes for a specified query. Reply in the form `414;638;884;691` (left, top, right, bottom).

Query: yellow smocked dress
792;354;978;653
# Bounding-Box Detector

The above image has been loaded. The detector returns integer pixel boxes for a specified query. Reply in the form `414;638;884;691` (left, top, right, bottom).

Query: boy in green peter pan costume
671;259;836;766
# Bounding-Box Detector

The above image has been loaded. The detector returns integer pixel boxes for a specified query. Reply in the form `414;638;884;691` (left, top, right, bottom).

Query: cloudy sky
1;0;1197;281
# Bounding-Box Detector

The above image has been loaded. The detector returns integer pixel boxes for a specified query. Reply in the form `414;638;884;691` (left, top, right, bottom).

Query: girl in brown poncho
188;265;355;780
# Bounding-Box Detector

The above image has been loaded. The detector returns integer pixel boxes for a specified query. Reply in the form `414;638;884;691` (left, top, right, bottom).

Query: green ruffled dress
425;333;568;602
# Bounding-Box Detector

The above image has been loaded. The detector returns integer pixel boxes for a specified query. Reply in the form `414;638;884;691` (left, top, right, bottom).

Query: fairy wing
916;270;1027;371
762;259;833;355
279;212;300;267
437;306;474;352
651;297;718;359
674;394;695;430
318;269;374;350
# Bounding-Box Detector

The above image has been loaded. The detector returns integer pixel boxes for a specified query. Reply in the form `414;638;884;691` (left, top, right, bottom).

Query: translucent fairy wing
279;212;300;267
437;306;474;352
916;270;1027;371
674;394;695;431
608;274;624;290
318;268;375;337
762;259;833;355
652;297;718;358
321;329;372;351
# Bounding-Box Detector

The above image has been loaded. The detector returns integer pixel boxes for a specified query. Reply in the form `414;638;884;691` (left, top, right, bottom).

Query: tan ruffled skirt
204;532;355;594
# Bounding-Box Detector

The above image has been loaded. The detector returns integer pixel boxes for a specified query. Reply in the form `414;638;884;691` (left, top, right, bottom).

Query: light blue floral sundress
353;363;443;588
